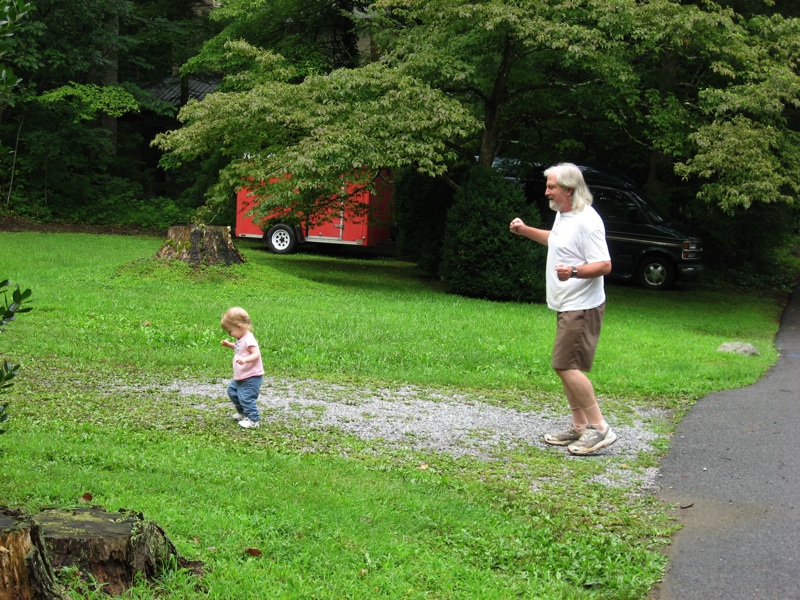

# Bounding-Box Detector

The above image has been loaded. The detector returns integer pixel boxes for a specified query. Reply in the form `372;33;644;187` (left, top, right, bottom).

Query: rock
717;342;760;356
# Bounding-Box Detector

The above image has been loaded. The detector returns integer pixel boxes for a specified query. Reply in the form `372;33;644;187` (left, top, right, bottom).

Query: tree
672;14;800;211
160;1;798;202
185;0;369;80
154;48;478;223
0;0;214;224
155;0;799;272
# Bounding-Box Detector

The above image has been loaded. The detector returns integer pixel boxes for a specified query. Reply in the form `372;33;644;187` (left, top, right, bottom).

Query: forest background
1;0;799;289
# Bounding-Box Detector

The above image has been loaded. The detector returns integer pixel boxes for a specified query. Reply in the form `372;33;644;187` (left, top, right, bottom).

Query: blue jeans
227;375;262;422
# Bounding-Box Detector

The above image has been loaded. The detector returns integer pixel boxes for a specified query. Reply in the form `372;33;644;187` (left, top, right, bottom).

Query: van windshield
632;193;667;224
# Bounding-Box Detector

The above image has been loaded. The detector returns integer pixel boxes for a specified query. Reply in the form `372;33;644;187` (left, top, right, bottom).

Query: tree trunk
99;13;120;153
1;506;202;599
155;225;246;266
0;508;62;600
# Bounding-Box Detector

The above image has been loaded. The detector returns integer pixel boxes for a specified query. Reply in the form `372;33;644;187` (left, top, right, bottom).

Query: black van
497;159;704;290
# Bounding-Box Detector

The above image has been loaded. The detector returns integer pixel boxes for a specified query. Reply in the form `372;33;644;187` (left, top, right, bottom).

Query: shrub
1;279;33;434
440;166;546;302
393;168;457;276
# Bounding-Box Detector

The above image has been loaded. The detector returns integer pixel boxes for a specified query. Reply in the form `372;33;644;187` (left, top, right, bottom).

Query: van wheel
636;256;676;290
266;224;297;254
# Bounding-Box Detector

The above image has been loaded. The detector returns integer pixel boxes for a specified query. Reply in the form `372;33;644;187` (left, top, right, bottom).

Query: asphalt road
652;285;800;599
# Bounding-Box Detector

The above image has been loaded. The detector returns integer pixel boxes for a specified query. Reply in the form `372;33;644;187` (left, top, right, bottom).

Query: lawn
0;231;785;599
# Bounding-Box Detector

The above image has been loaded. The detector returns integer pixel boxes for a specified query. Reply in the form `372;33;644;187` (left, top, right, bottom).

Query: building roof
148;76;219;106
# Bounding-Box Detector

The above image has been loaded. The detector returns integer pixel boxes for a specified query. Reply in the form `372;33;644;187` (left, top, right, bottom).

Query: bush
440;166;546;302
1;279;32;434
393;168;457;276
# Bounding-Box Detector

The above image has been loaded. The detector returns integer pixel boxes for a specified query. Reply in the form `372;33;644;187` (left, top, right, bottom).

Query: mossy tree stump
1;506;200;598
0;508;61;600
155;225;245;266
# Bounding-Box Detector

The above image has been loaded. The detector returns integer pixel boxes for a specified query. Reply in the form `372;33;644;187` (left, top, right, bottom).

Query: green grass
0;232;785;598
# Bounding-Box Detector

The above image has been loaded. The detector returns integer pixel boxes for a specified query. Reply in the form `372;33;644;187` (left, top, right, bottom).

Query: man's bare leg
556;368;608;432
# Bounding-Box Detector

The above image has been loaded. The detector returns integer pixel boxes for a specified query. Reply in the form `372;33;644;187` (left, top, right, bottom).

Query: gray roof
148;76;219;106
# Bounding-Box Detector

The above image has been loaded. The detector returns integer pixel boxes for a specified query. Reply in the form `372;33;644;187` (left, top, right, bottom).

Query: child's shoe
238;417;260;429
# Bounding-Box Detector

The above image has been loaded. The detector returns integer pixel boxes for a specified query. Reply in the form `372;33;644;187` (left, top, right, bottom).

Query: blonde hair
543;163;593;212
220;306;253;333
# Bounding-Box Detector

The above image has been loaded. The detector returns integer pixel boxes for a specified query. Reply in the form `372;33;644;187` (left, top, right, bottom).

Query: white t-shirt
546;206;610;312
232;331;265;381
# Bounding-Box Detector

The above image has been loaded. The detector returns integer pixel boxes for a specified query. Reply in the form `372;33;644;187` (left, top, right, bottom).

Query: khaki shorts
552;303;605;372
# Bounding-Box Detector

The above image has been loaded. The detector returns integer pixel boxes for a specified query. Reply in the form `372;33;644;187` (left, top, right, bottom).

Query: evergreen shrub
440;166;546;302
393;168;456;276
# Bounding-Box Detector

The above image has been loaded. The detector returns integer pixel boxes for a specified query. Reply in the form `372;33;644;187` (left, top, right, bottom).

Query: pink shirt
232;331;265;380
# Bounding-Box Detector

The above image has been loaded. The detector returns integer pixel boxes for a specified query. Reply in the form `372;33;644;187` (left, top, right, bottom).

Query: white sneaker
567;426;617;455
238;418;260;429
231;411;244;421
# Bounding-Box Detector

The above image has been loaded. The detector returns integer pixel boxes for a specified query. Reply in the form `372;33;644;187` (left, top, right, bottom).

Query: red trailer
235;176;394;254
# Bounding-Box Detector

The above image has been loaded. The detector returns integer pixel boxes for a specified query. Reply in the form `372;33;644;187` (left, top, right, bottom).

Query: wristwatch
571;267;579;278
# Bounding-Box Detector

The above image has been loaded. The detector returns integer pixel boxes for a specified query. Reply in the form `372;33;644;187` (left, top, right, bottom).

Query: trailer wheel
266;224;297;254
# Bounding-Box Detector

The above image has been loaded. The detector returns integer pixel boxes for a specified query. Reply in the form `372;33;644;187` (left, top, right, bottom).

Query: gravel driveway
139;377;667;490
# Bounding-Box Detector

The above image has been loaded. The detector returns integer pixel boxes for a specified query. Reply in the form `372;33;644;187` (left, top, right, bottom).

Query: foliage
672;14;800;212
37;82;139;121
440;166;546;302
677;195;800;275
1;278;32;434
0;0;213;222
184;0;368;80
369;0;800;212
154;0;800;280
154;49;478;222
1;278;32;328
0;0;31;108
393;167;457;276
0;0;796;278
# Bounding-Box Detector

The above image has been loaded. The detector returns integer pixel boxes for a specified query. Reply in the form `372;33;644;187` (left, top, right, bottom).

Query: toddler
220;307;264;429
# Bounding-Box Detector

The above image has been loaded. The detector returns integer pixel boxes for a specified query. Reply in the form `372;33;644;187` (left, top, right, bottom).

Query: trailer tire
266;224;297;254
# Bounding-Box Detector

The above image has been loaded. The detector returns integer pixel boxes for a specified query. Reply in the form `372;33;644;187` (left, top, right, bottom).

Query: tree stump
0;508;62;600
1;506;201;598
155;225;245;266
37;507;179;596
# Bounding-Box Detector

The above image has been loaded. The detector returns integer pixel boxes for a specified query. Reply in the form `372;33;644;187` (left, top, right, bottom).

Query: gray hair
543;163;593;212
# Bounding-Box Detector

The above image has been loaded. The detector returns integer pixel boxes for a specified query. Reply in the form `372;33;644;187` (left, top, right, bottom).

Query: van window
591;188;640;225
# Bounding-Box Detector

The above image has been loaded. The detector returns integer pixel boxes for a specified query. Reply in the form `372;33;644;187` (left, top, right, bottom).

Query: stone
717;342;760;356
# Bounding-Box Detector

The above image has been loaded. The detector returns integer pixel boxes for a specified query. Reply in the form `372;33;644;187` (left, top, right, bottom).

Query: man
509;163;616;455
